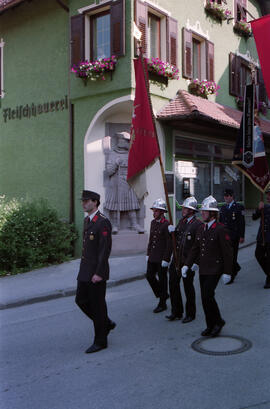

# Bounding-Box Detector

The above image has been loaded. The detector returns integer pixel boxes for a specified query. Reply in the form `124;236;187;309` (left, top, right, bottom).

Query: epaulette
99;213;107;219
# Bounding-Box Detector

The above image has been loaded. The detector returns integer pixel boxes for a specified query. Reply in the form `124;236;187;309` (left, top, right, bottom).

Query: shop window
0;39;4;98
70;0;125;67
182;28;214;81
229;52;268;106
174;137;243;219
135;0;178;67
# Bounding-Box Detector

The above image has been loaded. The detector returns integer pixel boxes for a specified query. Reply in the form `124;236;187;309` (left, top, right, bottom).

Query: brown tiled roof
0;0;26;12
157;89;270;136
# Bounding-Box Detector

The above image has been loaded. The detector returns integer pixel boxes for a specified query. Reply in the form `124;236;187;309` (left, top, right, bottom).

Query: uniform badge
89;234;94;240
187;234;191;240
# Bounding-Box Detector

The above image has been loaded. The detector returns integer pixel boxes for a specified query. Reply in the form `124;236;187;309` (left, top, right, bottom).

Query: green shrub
0;196;78;274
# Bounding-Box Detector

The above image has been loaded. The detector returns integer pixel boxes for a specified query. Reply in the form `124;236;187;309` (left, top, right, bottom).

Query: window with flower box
134;0;178;68
70;0;125;67
0;38;4;98
229;52;268;111
182;28;214;82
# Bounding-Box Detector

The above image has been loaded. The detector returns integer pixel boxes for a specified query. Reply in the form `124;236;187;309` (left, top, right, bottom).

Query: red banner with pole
127;57;160;198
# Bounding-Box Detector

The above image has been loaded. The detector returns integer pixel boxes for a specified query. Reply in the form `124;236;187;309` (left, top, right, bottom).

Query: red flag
127;57;160;191
251;14;270;100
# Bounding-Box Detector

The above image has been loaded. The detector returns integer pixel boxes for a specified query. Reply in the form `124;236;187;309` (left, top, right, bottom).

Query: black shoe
165;314;182;321
85;343;107;354
210;320;226;337
107;321;116;335
201;328;213;336
264;276;270;289
153;304;167;313
182;316;195;324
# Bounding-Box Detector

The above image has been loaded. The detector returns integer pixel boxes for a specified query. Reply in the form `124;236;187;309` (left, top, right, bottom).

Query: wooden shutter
258;68;268;105
135;0;148;57
182;28;192;79
229;53;241;96
241;0;247;18
70;14;85;66
206;40;214;82
111;0;125;57
167;17;178;67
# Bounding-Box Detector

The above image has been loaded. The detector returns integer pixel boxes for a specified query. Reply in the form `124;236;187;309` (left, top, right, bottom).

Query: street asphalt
0;218;259;310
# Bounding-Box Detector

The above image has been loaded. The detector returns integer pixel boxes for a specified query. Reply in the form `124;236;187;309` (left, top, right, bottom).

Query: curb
0;273;146;310
0;241;257;311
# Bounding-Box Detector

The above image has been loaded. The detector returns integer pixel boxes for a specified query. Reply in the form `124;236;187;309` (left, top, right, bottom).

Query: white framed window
135;0;178;67
70;0;125;67
0;38;4;98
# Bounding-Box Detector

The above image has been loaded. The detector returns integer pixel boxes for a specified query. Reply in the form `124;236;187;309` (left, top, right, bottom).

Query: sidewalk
0;218;259;310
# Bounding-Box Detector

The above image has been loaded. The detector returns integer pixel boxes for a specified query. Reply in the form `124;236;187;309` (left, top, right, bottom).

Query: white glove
168;225;175;233
191;263;199;273
146;256;149;262
181;265;188;278
222;274;231;284
161;260;169;267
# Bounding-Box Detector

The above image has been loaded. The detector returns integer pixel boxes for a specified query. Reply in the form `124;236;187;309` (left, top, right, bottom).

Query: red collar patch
92;214;99;223
211;222;217;229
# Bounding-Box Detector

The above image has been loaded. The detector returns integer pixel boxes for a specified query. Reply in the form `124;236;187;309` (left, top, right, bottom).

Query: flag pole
250;63;265;246
138;47;179;270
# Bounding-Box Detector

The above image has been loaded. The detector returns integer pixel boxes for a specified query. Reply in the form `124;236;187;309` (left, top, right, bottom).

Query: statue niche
104;131;144;234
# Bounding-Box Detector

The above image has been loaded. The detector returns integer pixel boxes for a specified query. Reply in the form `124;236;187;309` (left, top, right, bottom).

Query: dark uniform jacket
219;201;245;241
174;216;203;267
77;211;112;282
186;222;233;275
147;217;172;263
252;204;270;244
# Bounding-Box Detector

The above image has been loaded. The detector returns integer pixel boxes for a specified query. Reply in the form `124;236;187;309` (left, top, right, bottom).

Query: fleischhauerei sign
2;96;69;123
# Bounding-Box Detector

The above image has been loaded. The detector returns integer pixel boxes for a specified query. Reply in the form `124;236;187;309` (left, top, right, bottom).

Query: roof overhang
157;90;270;151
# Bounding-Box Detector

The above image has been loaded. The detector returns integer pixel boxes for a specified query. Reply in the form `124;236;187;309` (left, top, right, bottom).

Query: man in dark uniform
75;190;116;353
252;187;270;289
146;199;172;313
166;197;202;323
182;196;233;337
219;188;245;284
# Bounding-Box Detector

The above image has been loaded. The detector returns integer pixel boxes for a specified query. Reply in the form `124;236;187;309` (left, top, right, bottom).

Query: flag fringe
232;162;270;193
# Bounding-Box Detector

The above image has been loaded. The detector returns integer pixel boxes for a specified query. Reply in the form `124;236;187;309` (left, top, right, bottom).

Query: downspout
55;1;75;235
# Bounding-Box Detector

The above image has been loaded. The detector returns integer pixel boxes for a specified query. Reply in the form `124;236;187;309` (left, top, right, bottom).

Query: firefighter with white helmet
182;195;233;337
146;198;172;313
167;196;202;323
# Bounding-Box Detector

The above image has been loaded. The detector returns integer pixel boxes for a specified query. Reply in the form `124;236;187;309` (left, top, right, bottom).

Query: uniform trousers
255;243;270;277
75;280;109;346
199;274;223;329
146;261;168;304
169;262;196;318
231;238;241;276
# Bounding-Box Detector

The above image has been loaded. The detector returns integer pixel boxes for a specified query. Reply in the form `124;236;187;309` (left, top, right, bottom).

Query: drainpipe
55;1;75;233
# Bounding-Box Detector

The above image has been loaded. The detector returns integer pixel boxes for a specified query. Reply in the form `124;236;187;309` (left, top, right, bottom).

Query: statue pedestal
111;230;149;256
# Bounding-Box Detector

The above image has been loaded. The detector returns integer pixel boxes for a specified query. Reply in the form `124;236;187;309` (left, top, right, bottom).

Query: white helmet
201;195;219;212
182;196;198;211
150;198;167;212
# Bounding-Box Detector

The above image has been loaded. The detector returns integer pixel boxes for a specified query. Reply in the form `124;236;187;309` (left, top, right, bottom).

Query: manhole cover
191;335;252;356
